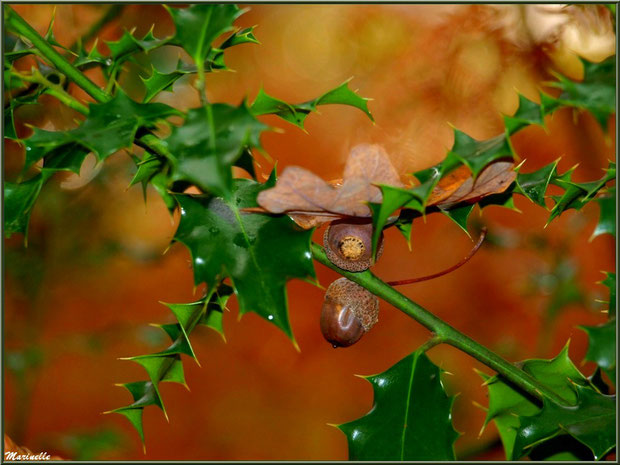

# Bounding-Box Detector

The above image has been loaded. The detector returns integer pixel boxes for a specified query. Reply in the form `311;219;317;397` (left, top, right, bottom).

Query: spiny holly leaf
166;4;242;66
140;60;196;103
72;39;109;69
370;133;514;254
140;26;259;103
4;81;46;140
105;27;170;64
4;32;36;63
591;186;615;239
482;343;589;460
337;350;458;460
220;26;259;48
512;385;615;460
579;319;616;382
600;272;616;319
165;103;267;199
130;152;162;188
250;79;373;129
513;159;560;207
369;170;445;256
546;56;616;129
4;173;48;239
110;287;230;445
440;204;474;235
448;132;513;178
173;177;315;341
110;380;161;445
545;160;615;225
503;93;545;136
22;90;180;172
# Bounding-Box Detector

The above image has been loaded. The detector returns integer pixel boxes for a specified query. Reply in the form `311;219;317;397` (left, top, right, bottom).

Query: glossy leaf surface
338;350;458;460
173;178;315;340
580;319;616;381
482;344;589;460
513;385;615;460
165;104;267;199
166;4;241;64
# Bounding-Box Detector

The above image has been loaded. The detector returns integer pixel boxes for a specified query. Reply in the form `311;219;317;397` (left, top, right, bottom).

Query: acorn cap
320;278;379;347
324;220;384;272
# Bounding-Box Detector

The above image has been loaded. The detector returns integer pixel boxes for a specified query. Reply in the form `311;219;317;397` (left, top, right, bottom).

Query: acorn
320;277;379;348
323;219;384;272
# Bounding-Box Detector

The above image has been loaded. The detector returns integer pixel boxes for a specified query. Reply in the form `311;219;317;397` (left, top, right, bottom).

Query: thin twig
387;228;487;286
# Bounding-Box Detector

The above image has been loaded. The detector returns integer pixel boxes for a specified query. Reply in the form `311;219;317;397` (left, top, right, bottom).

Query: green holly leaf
514;160;559;207
4;173;47;239
165;103;267;199
173;177;315;341
580;319;616;382
140;60;196;103
166;4;242;66
337;350;458;460
369;132;514;257
591;186;615;239
140;24;259;103
105;28;170;63
393;209;421;250
600;272;616;319
201;284;233;338
23;90;180;172
4;33;36;63
110;287;230;444
513;385;615;460
441;204;474;235
250;79;373;129
130;152;162;187
547;161;615;225
368;169;445;257
3;83;45;140
503;93;545;136
482;343;589;460
449;132;513;178
220;26;259;49
72;39;109;69
547;56;616;129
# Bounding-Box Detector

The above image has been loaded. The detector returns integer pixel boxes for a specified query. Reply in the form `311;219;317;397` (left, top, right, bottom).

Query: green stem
195;61;217;153
311;242;569;406
418;335;443;353
5;5;173;161
10;69;89;115
5;5;109;103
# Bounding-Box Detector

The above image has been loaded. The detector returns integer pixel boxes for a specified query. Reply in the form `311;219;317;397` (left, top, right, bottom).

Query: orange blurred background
4;4;615;460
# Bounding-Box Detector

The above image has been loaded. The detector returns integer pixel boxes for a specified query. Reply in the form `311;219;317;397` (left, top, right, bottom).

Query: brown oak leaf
428;159;516;208
251;143;515;228
255;144;404;228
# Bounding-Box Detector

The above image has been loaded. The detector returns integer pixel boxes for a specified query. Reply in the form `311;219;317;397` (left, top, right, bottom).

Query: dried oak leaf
256;144;404;228
428;159;516;208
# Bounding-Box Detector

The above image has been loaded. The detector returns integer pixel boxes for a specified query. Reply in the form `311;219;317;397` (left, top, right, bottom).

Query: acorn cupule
320;277;379;348
323;219;384;272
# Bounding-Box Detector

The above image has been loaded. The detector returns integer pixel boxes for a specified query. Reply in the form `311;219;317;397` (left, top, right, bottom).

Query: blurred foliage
3;3;615;461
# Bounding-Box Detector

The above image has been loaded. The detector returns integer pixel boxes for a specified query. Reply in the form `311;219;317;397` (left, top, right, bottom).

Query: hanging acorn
320;277;379;348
